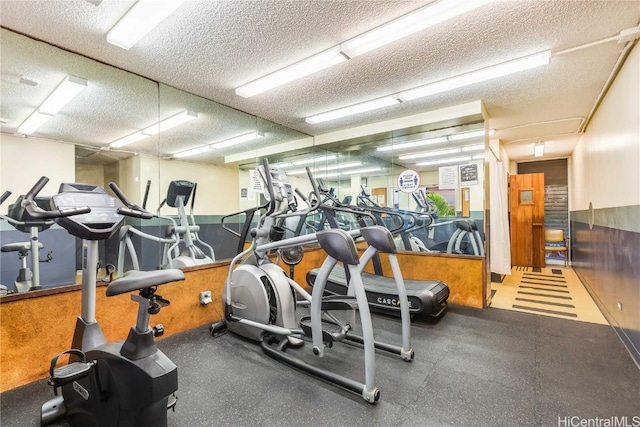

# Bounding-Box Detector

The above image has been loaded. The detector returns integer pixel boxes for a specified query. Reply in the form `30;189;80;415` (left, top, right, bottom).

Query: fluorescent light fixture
312;161;362;171
341;167;382;175
270;161;293;168
110;131;148;149
285;169;309;175
377;136;448;152
292;154;338;166
400;51;551;101
461;144;485;152
472;154;484;160
143;110;198;136
109;110;197;149
306;96;400;124
234;0;494;98
209;131;264;150
39;76;87;115
416;156;471;166
17;110;53;135
534;142;545;157
334;161;363;170
341;0;495;58
306;50;549;124
399;148;461;160
16;75;87;135
315;167;382;179
286;161;361;175
107;0;188;50
314;171;340;179
448;129;485;141
172;145;213;159
236;46;347;98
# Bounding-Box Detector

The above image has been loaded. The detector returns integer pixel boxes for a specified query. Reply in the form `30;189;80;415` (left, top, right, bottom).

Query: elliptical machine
117;180;215;271
22;177;185;427
0;190;54;293
161;180;215;268
211;159;414;404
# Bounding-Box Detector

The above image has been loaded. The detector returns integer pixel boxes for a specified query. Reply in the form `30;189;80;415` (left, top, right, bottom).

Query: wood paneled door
510;173;545;267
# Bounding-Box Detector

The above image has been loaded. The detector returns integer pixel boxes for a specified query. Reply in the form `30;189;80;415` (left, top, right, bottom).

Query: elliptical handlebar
108;182;153;220
272;166;321;219
259;159;320;220
190;183;197;214
262;158;277;217
22;176;91;219
0;190;11;206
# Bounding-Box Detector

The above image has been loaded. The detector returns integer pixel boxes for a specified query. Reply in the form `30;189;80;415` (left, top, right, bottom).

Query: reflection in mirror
279;118;487;257
0;28;160;292
150;95;312;267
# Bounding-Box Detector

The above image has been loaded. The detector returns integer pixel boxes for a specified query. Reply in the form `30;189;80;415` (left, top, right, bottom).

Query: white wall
76;163;105;189
571;44;640;211
157;159;239;215
0;134;75;197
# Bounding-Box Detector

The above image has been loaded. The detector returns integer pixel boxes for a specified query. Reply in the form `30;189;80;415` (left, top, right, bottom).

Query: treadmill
306;266;449;319
305;179;449;319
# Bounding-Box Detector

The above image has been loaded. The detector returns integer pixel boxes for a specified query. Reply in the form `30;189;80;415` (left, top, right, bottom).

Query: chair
544;229;568;267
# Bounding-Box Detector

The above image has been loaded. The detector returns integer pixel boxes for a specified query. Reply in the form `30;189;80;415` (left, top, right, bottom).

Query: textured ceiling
0;0;638;166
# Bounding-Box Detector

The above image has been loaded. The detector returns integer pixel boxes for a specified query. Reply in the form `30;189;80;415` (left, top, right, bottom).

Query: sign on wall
397;169;420;193
439;166;458;190
249;168;264;193
460;163;479;186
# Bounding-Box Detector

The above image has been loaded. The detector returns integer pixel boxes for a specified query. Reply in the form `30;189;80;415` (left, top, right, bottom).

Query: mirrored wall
0;27;487;296
0;28;310;292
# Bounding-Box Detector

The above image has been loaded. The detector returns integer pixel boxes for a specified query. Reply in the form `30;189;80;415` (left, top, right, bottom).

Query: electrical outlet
617;302;623;311
199;290;212;305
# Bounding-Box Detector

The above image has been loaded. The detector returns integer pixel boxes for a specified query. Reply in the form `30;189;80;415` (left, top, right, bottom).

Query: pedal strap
47;349;90;396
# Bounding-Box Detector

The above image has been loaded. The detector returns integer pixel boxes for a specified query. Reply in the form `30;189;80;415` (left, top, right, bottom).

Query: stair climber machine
210;159;414;404
308;183;449;320
21;177;185;427
0;190;54;293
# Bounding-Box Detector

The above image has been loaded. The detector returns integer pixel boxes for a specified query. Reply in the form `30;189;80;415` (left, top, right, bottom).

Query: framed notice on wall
439;166;457;189
460;163;479;186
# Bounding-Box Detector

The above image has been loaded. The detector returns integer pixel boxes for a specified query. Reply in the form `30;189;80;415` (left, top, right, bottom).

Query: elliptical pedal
299;316;348;344
320;294;358;311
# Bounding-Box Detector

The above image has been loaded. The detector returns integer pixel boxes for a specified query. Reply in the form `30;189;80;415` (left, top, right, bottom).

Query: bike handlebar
22;176;91;219
109;182;153;219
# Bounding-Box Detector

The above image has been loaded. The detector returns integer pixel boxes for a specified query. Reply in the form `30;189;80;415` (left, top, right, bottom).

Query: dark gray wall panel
571;207;640;365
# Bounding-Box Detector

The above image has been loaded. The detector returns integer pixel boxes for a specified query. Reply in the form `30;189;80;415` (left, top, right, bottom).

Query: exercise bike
0;190;54;293
211;159;413;403
21;177;185;427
